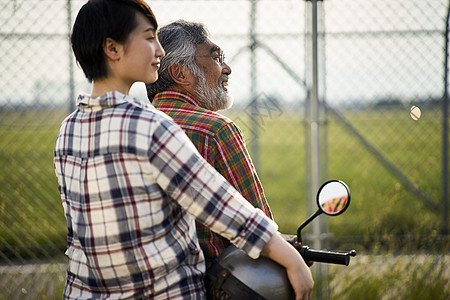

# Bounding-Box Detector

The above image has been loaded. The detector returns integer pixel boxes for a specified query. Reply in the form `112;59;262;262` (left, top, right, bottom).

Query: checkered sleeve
149;118;278;258
212;122;273;219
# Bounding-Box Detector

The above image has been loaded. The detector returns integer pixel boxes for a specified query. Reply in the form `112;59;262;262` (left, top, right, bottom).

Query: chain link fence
0;0;448;298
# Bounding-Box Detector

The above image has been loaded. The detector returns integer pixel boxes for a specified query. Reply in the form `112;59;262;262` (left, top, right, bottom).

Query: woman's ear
168;64;195;87
103;38;121;61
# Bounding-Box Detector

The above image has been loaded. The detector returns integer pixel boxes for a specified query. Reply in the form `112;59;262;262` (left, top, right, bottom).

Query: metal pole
309;1;329;298
442;1;449;235
67;0;75;112
310;0;321;253
250;0;259;167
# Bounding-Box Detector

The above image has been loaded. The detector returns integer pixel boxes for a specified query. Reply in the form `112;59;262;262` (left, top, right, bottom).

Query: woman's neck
90;77;132;98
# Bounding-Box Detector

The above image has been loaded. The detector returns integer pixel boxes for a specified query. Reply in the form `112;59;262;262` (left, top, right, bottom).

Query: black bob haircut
71;0;158;82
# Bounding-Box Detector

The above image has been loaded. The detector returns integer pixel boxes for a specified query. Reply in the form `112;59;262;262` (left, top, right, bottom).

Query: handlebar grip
299;246;353;266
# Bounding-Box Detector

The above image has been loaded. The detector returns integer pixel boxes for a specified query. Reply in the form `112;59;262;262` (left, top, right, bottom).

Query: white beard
194;73;234;111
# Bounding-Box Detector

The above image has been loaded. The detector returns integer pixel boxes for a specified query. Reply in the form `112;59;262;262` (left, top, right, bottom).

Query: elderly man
146;20;273;267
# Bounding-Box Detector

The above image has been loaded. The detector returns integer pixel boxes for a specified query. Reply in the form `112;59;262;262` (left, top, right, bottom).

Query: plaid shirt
54;91;277;299
153;89;273;267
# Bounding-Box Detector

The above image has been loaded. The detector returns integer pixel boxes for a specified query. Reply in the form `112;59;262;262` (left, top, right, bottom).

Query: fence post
443;2;449;235
249;0;259;168
306;0;329;298
67;0;75;112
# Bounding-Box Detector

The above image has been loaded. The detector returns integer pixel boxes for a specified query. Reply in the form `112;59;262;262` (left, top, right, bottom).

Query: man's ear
168;64;195;87
103;38;121;61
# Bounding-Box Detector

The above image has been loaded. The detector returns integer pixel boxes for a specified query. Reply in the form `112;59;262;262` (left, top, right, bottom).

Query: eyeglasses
196;52;225;66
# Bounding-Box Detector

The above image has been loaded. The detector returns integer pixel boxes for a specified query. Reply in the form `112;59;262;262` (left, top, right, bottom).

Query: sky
0;0;447;108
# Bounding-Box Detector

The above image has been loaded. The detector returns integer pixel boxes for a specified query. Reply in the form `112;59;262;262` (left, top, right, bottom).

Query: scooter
206;179;357;300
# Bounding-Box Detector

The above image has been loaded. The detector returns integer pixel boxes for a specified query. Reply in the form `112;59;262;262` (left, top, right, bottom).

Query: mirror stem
297;209;322;243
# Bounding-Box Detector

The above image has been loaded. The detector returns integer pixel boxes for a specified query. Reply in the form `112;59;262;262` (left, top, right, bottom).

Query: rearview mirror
297;180;351;242
317;180;350;216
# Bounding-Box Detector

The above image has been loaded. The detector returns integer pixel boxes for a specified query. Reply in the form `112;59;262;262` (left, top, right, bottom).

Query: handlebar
299;246;357;266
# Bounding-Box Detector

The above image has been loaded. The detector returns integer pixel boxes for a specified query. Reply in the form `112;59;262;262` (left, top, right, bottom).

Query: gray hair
146;20;210;101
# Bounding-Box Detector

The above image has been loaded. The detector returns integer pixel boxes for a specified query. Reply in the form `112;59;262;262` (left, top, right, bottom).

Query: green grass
227;107;445;250
325;253;450;300
229;106;449;299
0;109;67;259
0;107;448;299
2;107;444;254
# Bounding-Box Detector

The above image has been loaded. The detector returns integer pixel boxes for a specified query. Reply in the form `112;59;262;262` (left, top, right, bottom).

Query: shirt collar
154;88;201;108
77;91;129;111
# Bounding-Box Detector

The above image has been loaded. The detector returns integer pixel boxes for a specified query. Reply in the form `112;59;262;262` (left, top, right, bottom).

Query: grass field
0;106;448;299
227;107;446;248
0;109;67;260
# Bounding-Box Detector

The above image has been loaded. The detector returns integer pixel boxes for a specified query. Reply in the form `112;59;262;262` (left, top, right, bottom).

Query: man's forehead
196;40;221;54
